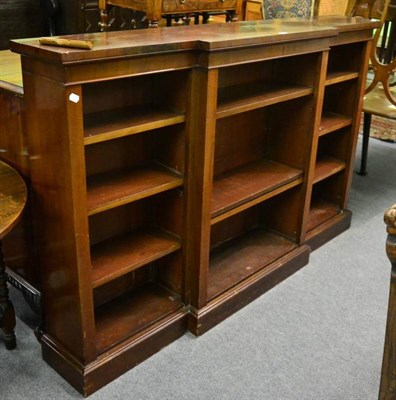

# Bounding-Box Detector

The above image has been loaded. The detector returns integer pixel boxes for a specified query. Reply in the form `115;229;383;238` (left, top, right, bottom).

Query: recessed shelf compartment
319;111;352;136
326;41;364;86
84;106;185;145
95;282;183;354
216;53;318;119
208;227;297;301
313;155;346;184
89;191;183;287
82;70;187;145
87;165;183;215
306;198;341;233
325;71;359;86
91;229;181;288
211;159;303;220
216;81;313;119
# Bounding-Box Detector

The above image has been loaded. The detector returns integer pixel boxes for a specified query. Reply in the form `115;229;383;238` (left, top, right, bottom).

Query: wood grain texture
208;228;297;300
211;159;303;218
86;165;183;215
379;204;396;399
0;161;27;239
91;229;181;287
95;282;183;353
319;111;353;136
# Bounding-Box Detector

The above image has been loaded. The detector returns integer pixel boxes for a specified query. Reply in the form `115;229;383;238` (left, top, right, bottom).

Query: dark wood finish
87;166;183;215
0;160;27;349
95;282;183;352
216;82;313;119
319;112;353;136
379;203;396;400
91;229;181;287
189;245;310;335
313;156;346;184
9;17;377;394
211;160;303;219
208;228;298;300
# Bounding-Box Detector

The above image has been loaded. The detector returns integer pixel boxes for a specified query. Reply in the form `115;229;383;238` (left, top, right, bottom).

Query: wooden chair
350;0;396;175
379;203;396;399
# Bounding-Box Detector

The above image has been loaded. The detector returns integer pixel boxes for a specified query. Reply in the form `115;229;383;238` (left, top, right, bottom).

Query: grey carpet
1;136;395;400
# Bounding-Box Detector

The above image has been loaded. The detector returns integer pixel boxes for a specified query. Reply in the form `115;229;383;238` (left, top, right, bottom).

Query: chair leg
0;241;16;350
359;112;371;176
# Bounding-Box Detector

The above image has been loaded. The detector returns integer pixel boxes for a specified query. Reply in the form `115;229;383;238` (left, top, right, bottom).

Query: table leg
358;112;371;175
0;241;16;350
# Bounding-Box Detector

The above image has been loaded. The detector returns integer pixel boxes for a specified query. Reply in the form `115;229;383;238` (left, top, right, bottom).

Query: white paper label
69;93;80;103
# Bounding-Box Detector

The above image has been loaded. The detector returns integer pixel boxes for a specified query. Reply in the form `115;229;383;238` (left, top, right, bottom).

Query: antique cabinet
10;17;377;395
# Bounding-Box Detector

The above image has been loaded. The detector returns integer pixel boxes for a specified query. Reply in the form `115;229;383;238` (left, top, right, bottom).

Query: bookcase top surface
10;17;377;64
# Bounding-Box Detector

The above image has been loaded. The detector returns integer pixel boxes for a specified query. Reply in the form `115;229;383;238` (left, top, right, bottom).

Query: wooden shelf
84;106;185;145
306;199;341;233
87;165;183;215
211;159;303;220
95;282;182;353
207;228;297;301
318;111;352;136
313;155;346;184
216;81;313;119
91;229;181;288
325;70;359;86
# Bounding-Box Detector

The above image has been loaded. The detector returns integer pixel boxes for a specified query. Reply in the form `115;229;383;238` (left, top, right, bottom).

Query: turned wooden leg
0;241;16;350
194;13;200;24
99;7;112;32
183;14;192;25
148;20;159;28
379;204;396;399
358;112;371;175
226;10;238;22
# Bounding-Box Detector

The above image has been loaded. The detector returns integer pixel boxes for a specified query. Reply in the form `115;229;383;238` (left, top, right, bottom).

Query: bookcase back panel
85;126;185;178
82;70;188;115
93;266;153;308
89;192;183;246
266;97;315;170
214;110;266;176
327;42;366;76
210;207;260;249
323;80;358;118
317;128;350;161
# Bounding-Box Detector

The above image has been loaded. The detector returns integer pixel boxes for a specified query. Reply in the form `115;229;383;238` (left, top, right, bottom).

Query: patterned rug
369;114;396;142
263;0;312;19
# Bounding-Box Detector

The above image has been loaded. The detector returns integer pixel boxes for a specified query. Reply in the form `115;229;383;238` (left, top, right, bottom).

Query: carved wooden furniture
244;0;263;20
0;160;27;349
379;204;396;399
357;0;396;175
10;17;377;395
98;0;243;28
0;51;42;314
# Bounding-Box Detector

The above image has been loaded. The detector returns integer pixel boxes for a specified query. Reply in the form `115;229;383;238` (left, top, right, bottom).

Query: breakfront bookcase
11;17;377;395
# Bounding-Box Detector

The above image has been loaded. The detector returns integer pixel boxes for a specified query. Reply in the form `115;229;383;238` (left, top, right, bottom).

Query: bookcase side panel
22;59;96;362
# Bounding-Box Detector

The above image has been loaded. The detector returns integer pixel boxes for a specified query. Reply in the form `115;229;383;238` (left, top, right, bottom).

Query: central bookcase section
82;71;188;355
188;53;321;334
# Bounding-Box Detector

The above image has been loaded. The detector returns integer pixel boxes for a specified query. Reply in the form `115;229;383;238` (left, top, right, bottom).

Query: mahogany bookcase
10;17;378;395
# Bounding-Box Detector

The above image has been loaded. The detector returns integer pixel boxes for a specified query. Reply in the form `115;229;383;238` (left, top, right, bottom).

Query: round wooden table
0;160;27;349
